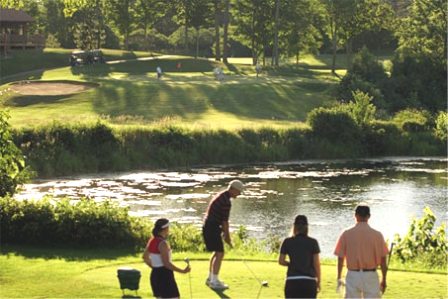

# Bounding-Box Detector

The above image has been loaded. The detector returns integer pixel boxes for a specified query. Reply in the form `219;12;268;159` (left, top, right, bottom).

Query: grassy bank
12;121;446;177
1;246;446;298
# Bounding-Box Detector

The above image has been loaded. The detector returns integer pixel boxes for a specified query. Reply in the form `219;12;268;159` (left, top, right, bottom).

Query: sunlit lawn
0;54;347;129
1;247;446;299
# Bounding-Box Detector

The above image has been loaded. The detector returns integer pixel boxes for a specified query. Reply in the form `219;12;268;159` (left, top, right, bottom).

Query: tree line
0;0;411;66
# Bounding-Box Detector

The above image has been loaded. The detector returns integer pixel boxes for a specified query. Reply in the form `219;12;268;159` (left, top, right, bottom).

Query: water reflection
16;157;447;256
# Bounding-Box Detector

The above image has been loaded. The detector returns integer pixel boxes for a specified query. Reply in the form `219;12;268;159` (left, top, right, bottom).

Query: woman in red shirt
143;219;190;298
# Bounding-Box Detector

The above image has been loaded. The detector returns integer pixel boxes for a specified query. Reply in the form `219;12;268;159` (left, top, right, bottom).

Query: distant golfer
176;62;182;71
334;205;389;298
279;215;321;299
255;63;261;78
156;66;163;79
143;218;191;298
203;180;244;290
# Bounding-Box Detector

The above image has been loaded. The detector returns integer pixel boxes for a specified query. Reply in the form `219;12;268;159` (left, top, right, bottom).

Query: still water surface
16;157;447;256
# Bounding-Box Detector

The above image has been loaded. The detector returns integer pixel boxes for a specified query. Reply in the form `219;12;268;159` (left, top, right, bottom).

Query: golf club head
261;281;268;287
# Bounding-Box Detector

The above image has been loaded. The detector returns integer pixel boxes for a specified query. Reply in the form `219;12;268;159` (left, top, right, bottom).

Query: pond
16;157;447;256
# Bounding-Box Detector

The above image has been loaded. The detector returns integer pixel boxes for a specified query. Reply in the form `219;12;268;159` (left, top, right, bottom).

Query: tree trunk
346;38;352;68
96;0;102;49
251;9;256;65
195;28;199;59
273;0;280;66
185;19;189;52
331;21;337;75
214;0;221;61
222;0;230;63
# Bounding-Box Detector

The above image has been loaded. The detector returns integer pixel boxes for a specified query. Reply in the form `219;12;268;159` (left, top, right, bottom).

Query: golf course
1;0;447;298
0;48;348;129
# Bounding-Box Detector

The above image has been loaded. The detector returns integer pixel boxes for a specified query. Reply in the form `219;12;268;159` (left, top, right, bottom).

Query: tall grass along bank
13;121;446;177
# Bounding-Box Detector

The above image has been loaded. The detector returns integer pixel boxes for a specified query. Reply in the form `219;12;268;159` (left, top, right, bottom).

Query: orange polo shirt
334;222;388;270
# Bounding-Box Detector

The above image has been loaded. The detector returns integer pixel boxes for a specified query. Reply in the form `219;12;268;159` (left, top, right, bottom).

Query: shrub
346;90;377;127
338;47;388;109
0;111;31;196
434;111;447;142
0;196;151;249
393;207;447;269
307;106;361;143
393;109;431;132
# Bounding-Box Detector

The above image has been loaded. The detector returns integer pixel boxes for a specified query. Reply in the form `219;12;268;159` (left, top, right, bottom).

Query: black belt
348;269;376;272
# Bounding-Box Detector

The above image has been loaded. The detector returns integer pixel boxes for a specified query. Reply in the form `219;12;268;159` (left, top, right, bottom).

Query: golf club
387;242;394;268
184;257;192;299
242;259;268;299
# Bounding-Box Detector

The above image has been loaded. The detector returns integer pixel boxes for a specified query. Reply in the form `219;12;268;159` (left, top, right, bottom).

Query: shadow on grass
70;57;221;80
1;244;139;261
5;94;72;107
121;293;141;299
210;288;230;299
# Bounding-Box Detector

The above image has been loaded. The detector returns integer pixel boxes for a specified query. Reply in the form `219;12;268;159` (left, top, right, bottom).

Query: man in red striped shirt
203;180;245;290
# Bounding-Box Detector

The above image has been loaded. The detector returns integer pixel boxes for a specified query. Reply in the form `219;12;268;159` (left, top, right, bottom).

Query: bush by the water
12;117;447;177
0;111;31;197
0;196;150;248
393;207;447;269
0;196;279;253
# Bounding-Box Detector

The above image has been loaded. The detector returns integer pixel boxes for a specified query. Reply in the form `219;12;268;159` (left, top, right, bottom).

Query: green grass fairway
1;249;446;298
0;48;157;80
0;54;344;130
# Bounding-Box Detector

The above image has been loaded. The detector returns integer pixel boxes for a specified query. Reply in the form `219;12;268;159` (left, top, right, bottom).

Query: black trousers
150;267;180;298
285;279;317;299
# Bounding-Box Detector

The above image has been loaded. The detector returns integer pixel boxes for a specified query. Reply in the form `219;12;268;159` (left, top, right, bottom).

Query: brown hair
290;215;309;236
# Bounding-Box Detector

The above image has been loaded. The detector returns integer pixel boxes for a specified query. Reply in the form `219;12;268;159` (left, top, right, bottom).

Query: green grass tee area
0;49;372;130
1;248;446;298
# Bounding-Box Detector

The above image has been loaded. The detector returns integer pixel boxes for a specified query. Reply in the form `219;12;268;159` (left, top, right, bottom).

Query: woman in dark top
278;215;321;299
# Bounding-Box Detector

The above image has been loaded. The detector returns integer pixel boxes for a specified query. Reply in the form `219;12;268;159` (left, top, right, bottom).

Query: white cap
228;180;244;192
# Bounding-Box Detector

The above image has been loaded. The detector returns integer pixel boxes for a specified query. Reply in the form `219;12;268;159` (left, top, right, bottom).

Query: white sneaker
209;280;229;290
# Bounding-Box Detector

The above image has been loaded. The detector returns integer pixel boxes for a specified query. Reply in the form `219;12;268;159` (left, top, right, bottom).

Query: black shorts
202;221;224;252
285;279;317;299
150;267;180;298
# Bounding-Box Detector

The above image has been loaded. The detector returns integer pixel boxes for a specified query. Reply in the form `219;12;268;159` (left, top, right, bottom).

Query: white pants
345;270;381;299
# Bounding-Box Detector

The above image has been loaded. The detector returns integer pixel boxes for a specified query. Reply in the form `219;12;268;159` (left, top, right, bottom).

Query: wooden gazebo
0;8;45;51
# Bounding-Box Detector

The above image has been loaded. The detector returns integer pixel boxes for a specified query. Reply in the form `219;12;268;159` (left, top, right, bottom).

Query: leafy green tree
396;0;447;66
64;0;106;49
44;0;75;48
233;0;273;65
104;0;136;50
189;0;212;58
386;0;447;112
338;0;394;66
0;0;23;8
134;0;166;50
282;0;325;64
0;111;30;197
393;207;447;268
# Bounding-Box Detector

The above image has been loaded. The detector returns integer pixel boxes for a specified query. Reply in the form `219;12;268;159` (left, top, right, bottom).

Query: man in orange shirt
334;205;389;298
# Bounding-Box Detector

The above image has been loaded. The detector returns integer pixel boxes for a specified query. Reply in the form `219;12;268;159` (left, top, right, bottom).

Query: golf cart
69;49;105;66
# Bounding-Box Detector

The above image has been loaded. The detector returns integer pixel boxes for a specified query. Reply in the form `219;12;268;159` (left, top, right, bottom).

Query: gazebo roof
0;8;34;23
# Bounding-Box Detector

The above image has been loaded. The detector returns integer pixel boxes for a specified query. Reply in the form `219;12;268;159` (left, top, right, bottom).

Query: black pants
285;279;317;299
150;267;180;298
202;220;224;252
